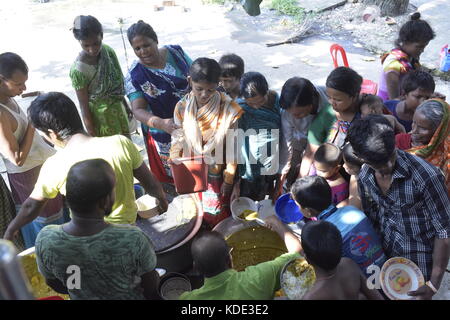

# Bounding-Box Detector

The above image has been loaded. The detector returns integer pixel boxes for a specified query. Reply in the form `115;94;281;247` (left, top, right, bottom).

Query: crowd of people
0;12;449;300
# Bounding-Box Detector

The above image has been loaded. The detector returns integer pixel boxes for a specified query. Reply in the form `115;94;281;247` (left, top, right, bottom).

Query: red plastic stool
330;43;378;95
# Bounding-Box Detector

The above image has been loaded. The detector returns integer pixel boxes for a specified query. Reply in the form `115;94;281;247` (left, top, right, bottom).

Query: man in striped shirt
347;115;450;300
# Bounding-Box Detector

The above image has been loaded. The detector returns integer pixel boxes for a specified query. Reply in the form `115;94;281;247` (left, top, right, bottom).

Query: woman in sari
125;20;192;184
299;67;362;178
396;99;449;190
70;15;130;137
170;58;243;227
0;52;63;248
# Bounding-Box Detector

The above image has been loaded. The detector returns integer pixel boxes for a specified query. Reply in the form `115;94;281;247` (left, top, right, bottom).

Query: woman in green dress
70;15;130;137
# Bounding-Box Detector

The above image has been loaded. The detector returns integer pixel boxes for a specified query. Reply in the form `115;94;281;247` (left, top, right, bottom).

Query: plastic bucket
275;194;303;224
170;156;208;194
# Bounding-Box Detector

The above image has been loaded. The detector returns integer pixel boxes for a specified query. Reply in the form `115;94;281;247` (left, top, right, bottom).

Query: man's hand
408;284;435;300
157;196;169;214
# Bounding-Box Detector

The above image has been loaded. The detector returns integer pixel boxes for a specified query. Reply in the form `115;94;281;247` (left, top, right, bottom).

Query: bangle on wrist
425;280;438;294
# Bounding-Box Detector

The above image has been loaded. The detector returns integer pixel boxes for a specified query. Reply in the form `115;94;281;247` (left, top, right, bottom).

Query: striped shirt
358;150;450;280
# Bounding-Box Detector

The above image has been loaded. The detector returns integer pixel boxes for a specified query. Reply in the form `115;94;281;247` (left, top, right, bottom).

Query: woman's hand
220;182;233;198
155;118;178;134
230;180;241;204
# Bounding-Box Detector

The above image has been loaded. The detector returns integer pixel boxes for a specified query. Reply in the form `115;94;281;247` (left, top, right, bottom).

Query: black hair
347;115;395;166
360;94;384;111
189;57;221;84
342;142;364;167
326;67;362;97
401;70;435;94
280;77;319;110
28;92;84;140
314;142;342;167
301;220;342;271
66;159;115;214
396;12;435;47
240;71;269;98
191;231;231;278
291;176;332;213
0;52;28;79
72;15;103;40
127;20;158;44
219;53;245;79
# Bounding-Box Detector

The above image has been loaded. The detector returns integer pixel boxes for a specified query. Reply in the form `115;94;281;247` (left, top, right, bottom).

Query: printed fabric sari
172;91;243;227
396;99;450;190
126;45;191;183
70;44;129;137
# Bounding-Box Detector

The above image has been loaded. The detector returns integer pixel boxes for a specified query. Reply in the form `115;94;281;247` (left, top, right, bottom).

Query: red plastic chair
330;43;378;95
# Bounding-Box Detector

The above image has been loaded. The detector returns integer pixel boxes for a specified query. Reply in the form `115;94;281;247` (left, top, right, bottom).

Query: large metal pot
138;193;204;274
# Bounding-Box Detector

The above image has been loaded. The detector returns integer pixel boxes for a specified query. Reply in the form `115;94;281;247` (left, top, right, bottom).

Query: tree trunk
362;0;409;16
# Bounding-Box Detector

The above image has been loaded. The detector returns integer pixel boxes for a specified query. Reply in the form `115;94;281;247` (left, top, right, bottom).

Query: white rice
281;269;313;300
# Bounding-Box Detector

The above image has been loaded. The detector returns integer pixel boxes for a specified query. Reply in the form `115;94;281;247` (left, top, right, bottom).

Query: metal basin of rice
280;257;316;300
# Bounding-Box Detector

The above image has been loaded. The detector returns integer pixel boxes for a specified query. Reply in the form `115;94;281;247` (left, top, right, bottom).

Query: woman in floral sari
171;58;243;227
396;99;449;190
70;15;130;137
125;20;192;184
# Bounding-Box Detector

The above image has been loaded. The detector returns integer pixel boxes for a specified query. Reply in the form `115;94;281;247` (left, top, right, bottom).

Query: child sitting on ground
338;142;365;209
360;94;405;134
301;220;384;300
218;53;245;100
312;142;348;206
291;175;386;278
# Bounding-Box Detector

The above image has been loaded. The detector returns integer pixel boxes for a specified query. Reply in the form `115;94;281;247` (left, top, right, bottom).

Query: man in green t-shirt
180;216;302;300
4;92;167;241
35;159;160;299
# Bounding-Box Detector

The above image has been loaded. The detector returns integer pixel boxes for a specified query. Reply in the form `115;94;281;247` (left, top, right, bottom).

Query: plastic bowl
135;194;160;219
275;194;303;224
230;197;258;222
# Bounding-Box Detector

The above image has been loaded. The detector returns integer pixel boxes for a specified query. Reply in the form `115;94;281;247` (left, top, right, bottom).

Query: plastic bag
440;45;450;72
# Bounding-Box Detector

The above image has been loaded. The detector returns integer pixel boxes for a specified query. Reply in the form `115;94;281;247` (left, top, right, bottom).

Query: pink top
330;180;349;205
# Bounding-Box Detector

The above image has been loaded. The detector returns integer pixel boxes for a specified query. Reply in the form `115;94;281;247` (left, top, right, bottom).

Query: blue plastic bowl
275;194;303;224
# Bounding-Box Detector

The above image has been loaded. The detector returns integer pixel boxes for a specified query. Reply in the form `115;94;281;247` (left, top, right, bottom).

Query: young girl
299;67;362;178
0;52;63;248
70;15;130;137
170;58;243;228
377;12;435;101
360;94;406;134
384;70;435;132
279;77;328;193
339;142;365;209
232;71;281;202
312;143;349;206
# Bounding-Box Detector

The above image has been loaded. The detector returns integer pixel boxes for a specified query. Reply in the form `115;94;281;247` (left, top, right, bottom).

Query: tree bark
362;0;409;16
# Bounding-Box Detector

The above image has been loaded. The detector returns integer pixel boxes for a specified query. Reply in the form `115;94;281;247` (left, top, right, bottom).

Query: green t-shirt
307;103;336;146
180;252;300;300
35;224;156;300
30;135;143;224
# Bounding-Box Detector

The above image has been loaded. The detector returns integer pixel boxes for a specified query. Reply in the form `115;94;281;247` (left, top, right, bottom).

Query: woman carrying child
377;12;435;101
0;52;63;248
70;15;130;137
232;72;281;202
170;58;243;227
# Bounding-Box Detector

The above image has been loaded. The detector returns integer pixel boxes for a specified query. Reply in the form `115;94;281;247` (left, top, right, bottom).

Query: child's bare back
303;258;383;300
